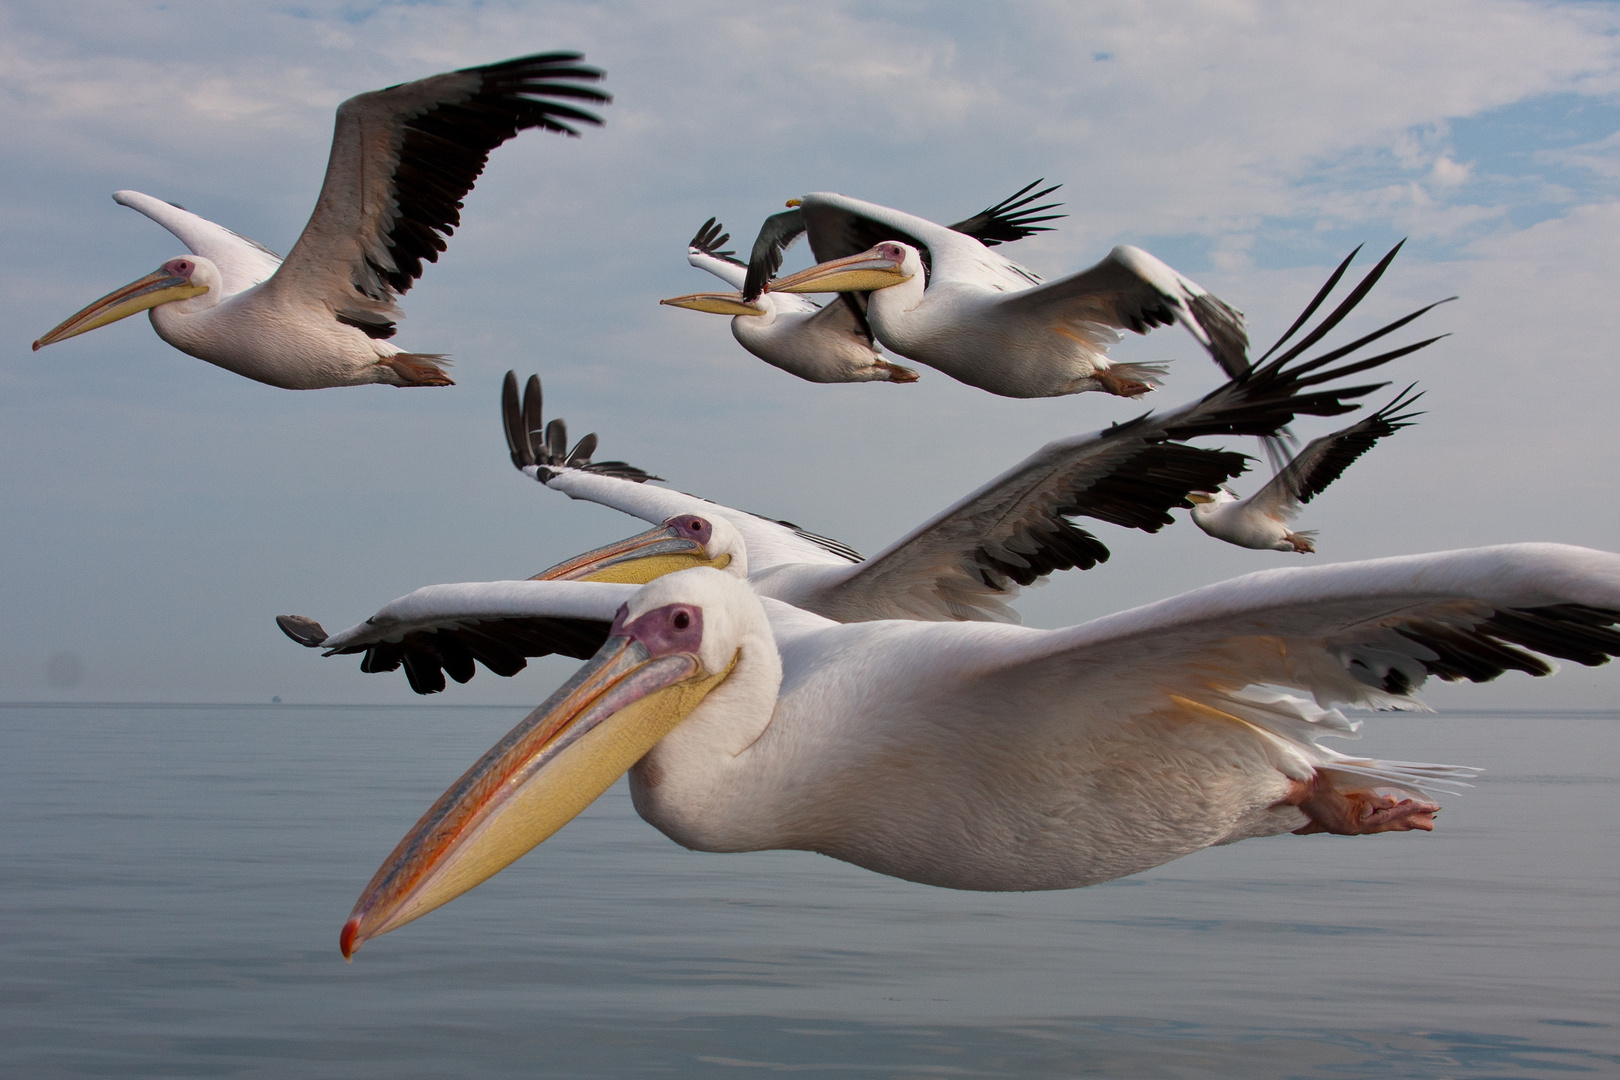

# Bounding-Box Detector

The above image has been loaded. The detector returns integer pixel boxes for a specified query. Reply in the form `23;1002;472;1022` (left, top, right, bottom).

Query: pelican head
33;256;218;350
769;241;916;295
340;568;770;958
530;515;748;584
1186;489;1240;520
659;292;768;317
1186;488;1239;506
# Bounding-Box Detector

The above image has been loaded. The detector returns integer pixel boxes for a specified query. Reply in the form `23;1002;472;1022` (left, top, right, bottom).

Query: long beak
530;524;731;585
32;268;208;350
660;292;766;316
342;632;735;958
769;247;910;294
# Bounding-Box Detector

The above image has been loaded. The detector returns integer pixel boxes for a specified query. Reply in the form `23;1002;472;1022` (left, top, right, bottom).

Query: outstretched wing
113;190;284;298
684;217;752;293
261;53;608;340
858;545;1620;803
997;245;1249;378
1247;385;1424;521
974;544;1620;713
800;280;1447;623
278;579;637;695
744;210;810;301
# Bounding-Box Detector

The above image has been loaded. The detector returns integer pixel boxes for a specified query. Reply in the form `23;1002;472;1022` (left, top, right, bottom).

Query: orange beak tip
340;916;362;960
31;340;42;351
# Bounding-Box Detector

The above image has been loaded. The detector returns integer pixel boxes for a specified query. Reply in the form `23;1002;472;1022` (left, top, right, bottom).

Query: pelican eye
672;515;711;541
673;611;691;631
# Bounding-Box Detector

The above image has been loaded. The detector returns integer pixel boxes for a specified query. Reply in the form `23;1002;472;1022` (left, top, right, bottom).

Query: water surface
3;704;1615;1077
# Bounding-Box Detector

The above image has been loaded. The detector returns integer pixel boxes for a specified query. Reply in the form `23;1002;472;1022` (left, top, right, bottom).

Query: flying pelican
662;218;916;384
274;301;1439;694
320;545;1620;956
31;53;608;389
660;182;1065;385
760;190;1250;399
1190;386;1424;553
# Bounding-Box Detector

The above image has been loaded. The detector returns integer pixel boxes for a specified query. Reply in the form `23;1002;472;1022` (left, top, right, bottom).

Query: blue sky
1;0;1616;706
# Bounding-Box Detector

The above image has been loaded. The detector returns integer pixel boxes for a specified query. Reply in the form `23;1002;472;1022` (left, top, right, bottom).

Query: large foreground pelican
661;182;1064;384
32;53;608;389
762;190;1250;398
328;545;1620;956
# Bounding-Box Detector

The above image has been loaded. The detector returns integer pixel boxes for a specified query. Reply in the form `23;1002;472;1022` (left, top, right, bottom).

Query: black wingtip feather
501;370;656;482
276;615;329;648
947;179;1068;247
374;52;610;298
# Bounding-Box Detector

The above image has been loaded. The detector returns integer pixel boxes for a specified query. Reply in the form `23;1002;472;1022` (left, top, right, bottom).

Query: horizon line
0;701;1615;717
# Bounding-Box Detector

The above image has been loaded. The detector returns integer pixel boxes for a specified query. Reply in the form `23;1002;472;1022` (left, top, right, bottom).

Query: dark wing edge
331;617;613;695
946;179;1066;247
766;518;864;563
277;615;329;648
689;218;744;267
1374;603;1620;692
744;209;807;301
502;370;658;482
1288;384;1424;506
363;52;610;301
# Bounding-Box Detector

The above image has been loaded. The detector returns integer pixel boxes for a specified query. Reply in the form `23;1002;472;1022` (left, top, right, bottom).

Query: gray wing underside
967;544;1620;711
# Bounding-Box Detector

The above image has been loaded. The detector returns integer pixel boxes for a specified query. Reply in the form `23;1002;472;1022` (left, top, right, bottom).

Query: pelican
761;190;1250;399
660;182;1065;385
662;218;918;384
322;545;1620;956
31;53;608;389
1190;387;1424;553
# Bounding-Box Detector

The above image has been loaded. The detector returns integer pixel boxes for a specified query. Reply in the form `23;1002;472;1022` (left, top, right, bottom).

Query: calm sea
2;704;1615;1078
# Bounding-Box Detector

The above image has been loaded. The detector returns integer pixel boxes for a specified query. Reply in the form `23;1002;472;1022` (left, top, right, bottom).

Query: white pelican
762;190;1250;399
320;545;1620;956
31;53;608;389
1190;386;1424;553
662;218;918;384
660;182;1064;385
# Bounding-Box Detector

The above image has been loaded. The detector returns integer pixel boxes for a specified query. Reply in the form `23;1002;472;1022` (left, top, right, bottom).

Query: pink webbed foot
1281;774;1440;836
1285;532;1316;554
384;354;454;387
873;360;920;383
1096;369;1153;398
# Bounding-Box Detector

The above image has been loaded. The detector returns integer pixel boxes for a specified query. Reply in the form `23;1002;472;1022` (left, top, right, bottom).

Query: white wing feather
113;190;283;297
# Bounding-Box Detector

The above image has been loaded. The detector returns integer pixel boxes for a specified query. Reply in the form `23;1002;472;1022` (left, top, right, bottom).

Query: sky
1;0;1617;708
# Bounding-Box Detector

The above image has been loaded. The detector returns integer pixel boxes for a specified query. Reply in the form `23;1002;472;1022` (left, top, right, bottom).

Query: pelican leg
384;354;455;387
1093;363;1160;399
1282;773;1440;835
873;360;920;383
1285;533;1317;554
